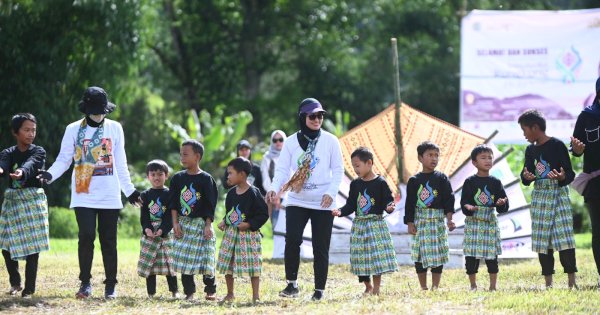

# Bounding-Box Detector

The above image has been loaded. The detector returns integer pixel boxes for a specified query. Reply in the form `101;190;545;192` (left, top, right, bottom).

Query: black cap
78;86;116;115
237;140;252;150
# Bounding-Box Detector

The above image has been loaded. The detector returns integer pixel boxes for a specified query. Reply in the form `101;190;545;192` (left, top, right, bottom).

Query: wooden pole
391;38;404;190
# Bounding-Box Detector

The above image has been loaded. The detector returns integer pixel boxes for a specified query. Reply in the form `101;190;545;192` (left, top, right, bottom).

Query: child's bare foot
219;294;234;304
488;286;496;291
470;286;477;291
431;286;439;291
420;286;428;290
372;289;380;295
205;292;217;301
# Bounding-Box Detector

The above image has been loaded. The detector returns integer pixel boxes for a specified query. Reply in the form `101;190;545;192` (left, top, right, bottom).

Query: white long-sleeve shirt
270;130;344;210
46;118;136;209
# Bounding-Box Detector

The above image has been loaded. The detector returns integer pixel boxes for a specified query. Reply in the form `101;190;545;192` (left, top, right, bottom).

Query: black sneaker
104;284;117;299
76;282;92;299
278;283;299;298
311;290;323;301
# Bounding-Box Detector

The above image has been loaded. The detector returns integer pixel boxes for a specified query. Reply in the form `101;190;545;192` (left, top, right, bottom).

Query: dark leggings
285;206;334;290
465;256;498;275
146;275;178;295
2;250;39;295
181;274;216;296
358;275;381;283
538;248;577;276
414;262;443;274
587;198;600;275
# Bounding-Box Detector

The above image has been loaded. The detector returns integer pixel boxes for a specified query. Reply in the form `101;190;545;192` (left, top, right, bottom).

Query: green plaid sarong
137;220;176;277
350;214;398;276
411;207;448;268
530;179;575;253
171;216;216;275
217;225;262;277
463;206;502;259
0;188;49;260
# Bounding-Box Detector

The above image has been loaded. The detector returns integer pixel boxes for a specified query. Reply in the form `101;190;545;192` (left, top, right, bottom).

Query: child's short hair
182;139;204;159
417;141;440;157
227;157;252;176
146;159;169;175
11;113;36;134
470;144;494;161
517;109;546;132
351;146;374;162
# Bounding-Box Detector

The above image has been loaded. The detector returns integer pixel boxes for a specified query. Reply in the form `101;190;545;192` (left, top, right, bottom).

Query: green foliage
323;110;351;137
118;205;142;239
48;207;78;239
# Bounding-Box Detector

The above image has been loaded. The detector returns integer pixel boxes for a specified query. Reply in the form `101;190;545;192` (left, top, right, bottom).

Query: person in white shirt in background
266;98;343;301
38;86;141;300
261;130;287;228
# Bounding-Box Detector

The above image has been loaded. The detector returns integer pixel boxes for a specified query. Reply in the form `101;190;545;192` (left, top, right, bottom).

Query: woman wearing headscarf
266;98;343;301
571;77;600;287
38;86;141;299
261;130;287;227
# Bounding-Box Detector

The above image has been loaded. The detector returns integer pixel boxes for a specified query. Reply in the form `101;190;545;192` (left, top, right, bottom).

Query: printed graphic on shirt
416;181;437;208
357;189;374;215
296;151;320;179
82;138;114;176
11;163;24;189
180;183;200;216
474;185;494;206
534;155;551;179
225;204;246;227
149;197;166;221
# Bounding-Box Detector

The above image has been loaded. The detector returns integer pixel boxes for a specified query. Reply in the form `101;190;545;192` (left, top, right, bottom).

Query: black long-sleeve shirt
339;175;394;217
222;164;265;195
404;171;454;224
140;187;173;237
169;170;218;221
0;144;45;189
572;110;600;199
520;137;574;187
223;186;269;231
460;175;509;216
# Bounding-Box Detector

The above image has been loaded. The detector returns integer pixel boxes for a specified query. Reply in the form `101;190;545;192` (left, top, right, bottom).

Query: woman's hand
320;194;333;208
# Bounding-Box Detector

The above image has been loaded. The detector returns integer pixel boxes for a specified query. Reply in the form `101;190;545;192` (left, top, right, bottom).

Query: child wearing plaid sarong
519;109;578;289
170;140;219;300
332;147;397;296
404;141;455;290
0;113;49;298
138;160;178;298
461;145;509;291
217;157;269;303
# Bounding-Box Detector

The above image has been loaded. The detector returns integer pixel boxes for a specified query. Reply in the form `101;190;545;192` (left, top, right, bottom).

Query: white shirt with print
271;130;344;211
46;118;136;209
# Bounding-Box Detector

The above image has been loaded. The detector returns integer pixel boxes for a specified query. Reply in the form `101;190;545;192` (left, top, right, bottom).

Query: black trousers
465;256;499;275
146;275;178;295
2;250;39;294
74;207;120;285
414;262;443;274
181;274;216;296
538;248;577;276
587;198;600;275
285;206;334;290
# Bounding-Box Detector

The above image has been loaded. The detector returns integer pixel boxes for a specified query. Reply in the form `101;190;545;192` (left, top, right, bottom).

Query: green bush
118;205;142;239
48;207;78;239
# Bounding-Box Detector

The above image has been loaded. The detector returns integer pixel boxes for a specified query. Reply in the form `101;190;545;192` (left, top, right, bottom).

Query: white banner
460;9;600;143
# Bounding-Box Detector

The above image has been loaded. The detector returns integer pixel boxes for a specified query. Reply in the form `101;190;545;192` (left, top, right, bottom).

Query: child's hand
447;220;456;231
204;225;213;240
9;169;23;180
144;228;154;238
522;168;536;181
407;223;417;235
154;229;163;237
173;223;183;239
547;167;566;181
0;167;4;175
237;222;251;231
385;202;395;214
495;197;507;206
217;221;226;231
331;209;341;217
570;136;585;155
465;204;478;211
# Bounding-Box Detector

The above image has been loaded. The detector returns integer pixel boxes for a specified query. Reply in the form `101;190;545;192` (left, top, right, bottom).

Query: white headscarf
265;130;287;160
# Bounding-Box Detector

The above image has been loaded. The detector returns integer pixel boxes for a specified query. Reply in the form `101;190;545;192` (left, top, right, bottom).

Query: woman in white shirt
266;98;343;301
39;87;140;299
261;130;287;227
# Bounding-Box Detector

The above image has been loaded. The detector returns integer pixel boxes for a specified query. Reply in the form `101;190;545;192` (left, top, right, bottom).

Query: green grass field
0;234;598;314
